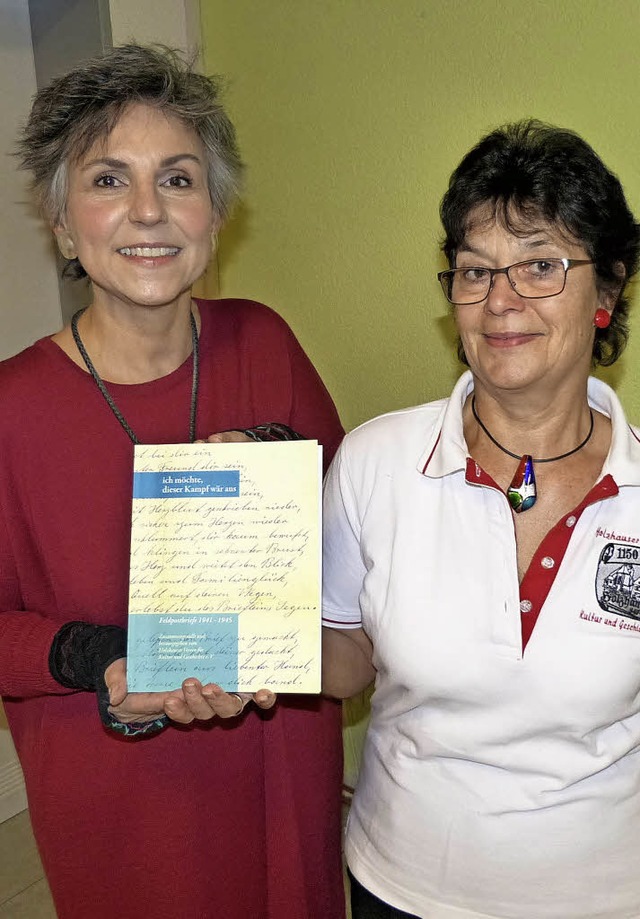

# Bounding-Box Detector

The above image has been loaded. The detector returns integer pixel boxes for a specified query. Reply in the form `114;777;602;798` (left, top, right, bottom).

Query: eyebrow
81;154;203;170
458;237;555;259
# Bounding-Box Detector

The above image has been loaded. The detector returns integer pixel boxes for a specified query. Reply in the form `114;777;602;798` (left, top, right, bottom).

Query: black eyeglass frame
437;257;595;306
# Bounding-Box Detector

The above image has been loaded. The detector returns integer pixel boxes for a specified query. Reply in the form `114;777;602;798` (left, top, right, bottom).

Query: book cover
126;440;322;693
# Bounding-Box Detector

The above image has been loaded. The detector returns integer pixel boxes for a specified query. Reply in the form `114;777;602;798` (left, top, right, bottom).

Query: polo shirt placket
463;457;620;650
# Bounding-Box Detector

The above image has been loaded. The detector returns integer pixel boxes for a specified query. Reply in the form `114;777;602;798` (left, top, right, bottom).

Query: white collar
418;371;640;487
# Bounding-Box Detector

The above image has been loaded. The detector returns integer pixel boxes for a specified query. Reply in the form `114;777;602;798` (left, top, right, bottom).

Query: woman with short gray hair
0;44;345;919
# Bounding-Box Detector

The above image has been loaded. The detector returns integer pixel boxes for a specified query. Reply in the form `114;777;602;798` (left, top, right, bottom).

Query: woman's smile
54;102;217;314
483;330;543;348
454;212;604;398
116;245;181;258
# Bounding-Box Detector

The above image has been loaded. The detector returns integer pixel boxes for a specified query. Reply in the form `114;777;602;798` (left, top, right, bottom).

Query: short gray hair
18;43;242;253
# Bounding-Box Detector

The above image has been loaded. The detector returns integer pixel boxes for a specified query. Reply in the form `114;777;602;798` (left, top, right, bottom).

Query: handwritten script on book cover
126;440;322;693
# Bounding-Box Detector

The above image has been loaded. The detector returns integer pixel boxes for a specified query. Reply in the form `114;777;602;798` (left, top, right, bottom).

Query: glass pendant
507;455;536;513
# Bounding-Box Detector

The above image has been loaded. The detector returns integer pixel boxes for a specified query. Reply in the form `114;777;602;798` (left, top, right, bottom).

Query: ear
598;260;626;317
53;224;77;261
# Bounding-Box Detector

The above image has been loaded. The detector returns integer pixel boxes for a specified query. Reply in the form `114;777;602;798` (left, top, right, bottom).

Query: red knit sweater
0;299;345;919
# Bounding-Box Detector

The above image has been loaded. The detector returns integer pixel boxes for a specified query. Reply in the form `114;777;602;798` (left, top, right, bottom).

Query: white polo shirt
323;372;640;919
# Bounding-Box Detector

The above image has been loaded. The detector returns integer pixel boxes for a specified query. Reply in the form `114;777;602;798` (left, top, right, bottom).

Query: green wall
202;0;640;433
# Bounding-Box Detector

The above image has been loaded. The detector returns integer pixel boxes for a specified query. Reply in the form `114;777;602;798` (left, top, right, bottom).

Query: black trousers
348;870;420;919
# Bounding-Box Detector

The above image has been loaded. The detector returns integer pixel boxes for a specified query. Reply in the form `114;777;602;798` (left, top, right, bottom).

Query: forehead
459;201;579;253
74;102;204;165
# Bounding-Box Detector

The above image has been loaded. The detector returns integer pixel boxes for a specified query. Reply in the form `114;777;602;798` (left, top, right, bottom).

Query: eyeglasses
437;258;594;305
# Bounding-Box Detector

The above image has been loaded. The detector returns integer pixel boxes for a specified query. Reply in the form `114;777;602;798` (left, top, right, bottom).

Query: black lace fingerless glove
49;622;167;737
239;423;303;442
49;621;126;691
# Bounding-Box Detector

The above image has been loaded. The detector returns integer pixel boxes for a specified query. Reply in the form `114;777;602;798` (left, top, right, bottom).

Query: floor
0;810;56;918
0;808;350;919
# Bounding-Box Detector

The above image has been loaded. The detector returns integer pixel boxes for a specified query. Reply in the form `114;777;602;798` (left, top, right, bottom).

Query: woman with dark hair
323;121;640;918
1;44;345;919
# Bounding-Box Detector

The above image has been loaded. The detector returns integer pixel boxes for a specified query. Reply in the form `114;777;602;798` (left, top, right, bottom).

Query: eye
163;175;193;188
524;259;561;278
460;267;490;283
95;174;123;188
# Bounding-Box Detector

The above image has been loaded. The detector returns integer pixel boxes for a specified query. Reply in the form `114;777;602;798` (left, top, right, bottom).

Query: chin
123;287;191;308
471;361;548;394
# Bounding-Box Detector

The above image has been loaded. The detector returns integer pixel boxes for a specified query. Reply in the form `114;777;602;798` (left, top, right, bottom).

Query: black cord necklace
71;308;199;445
471;396;594;513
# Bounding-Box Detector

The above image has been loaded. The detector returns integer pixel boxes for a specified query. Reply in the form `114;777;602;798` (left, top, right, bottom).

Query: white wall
109;0;201;57
0;0;63;359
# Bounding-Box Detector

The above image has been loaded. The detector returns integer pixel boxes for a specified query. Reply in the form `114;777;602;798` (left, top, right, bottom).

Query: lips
117;246;180;257
482;331;543;350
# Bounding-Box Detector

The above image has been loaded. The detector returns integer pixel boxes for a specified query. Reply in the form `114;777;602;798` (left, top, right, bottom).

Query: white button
566;515;577;527
541;556;555;569
520;599;533;613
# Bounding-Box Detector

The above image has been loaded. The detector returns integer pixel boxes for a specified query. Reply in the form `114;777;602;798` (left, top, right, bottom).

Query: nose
128;181;167;225
485;269;525;314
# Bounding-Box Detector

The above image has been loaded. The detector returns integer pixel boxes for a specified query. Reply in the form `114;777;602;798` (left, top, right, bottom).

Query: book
126;440;322;693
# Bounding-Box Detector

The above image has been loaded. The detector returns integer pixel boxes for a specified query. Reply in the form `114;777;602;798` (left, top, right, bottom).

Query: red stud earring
594;309;611;329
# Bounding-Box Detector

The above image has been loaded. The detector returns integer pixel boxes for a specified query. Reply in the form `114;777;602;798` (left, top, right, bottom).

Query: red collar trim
421;430;442;475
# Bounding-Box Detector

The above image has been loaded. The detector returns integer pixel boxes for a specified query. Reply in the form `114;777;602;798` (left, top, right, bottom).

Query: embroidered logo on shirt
596;542;640;620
